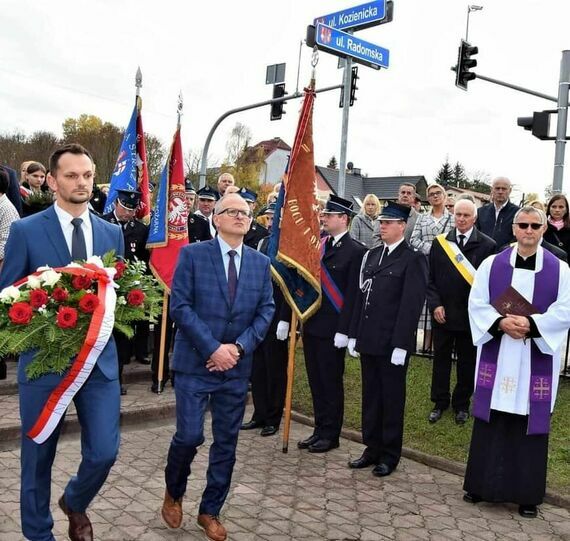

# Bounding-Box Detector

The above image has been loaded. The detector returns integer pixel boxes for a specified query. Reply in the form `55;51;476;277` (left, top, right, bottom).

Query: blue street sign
315;23;389;69
314;1;386;32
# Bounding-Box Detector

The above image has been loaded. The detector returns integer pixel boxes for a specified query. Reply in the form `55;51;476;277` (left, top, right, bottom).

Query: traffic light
270;83;286;121
517;111;557;140
339;66;359;108
455;40;478;91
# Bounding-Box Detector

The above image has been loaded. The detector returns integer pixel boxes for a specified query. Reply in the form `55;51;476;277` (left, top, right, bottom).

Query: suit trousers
360;354;408;469
250;334;288;427
165;372;249;516
430;328;476;411
19;366;120;541
303;334;345;441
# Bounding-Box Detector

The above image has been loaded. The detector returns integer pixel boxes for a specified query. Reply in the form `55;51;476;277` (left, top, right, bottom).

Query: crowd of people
1;145;570;540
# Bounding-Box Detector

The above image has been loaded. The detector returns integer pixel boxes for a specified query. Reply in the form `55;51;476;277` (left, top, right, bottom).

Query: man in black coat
102;189;150;394
238;187;269;249
476;177;519;249
349;202;428;476
298;195;366;453
427;199;496;425
185;179;212;243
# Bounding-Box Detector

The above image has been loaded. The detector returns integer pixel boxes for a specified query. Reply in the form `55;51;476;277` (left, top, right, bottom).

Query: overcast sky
1;0;569;199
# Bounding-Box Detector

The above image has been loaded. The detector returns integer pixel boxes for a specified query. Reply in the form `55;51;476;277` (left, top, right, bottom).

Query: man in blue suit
161;192;274;541
0;144;124;541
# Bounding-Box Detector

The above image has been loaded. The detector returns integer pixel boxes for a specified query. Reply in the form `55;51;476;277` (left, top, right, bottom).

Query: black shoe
348;454;378;469
372;463;394;477
136;357;151;365
0;359;6;380
455;410;470;425
518;505;537;518
260;425;279;437
463;492;483;504
428;408;444;423
297;434;320;449
240;419;263;430
151;381;165;394
120;386;127;396
308;439;339;453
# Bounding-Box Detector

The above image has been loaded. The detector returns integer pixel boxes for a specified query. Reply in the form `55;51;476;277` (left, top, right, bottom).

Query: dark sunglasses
515;222;543;230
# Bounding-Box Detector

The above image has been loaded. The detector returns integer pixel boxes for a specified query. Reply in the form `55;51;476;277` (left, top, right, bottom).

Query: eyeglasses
428;191;443;197
217;208;252;218
514;222;543;230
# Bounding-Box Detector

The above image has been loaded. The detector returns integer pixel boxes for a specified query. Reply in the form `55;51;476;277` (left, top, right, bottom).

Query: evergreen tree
327;155;338;169
452;162;468;188
435;158;453;186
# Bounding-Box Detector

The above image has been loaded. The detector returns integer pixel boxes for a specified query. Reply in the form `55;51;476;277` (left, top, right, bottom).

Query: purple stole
320;236;344;313
472;247;559;435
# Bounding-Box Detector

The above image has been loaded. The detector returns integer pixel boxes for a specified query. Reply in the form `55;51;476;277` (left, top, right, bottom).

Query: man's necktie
326;236;334;252
458;234;466;250
228;250;238;304
378;246;389;266
71;218;87;260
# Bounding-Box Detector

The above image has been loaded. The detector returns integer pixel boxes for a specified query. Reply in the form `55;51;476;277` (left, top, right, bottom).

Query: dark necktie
378;246;389;266
227;250;238;304
71;218;87;260
326;236;334;252
458;234;466;250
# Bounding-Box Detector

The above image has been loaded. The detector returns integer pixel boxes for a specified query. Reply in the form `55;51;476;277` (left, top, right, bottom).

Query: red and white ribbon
21;263;117;444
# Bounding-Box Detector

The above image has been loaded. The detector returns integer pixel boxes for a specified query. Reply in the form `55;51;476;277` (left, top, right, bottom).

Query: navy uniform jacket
187;212;212;244
351;241;428;356
303;233;366;338
244;221;269;249
476;201;518;249
426;228;496;332
101;212;149;263
169;238;275;379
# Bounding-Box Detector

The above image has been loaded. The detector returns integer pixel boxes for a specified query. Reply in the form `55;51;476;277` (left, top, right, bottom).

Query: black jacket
476;201;519;249
187;212;212;243
102;212;149;263
303;233;366;338
244;221;269;249
351;241;428;355
427;228;496;332
543;223;570;263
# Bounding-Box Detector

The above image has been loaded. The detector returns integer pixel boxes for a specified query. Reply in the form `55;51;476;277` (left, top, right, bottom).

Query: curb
290;410;570;511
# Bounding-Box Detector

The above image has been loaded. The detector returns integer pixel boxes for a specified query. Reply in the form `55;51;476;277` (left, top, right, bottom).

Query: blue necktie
71;218;87;260
228;250;238;304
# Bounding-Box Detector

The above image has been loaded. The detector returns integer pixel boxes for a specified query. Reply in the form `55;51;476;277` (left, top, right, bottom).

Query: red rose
8;302;34;325
29;289;49;309
52;287;69;302
115;261;127;280
78;293;99;314
56;306;78;329
127;289;145;306
71;275;92;290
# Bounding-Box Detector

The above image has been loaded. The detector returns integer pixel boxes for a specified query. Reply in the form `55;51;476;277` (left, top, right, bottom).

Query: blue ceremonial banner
105;103;139;213
146;153;169;247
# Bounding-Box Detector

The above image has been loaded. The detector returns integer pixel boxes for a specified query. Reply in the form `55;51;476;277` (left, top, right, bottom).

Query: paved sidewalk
1;403;570;541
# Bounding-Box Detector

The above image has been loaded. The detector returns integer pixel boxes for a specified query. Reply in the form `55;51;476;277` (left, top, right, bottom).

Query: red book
492;286;537;317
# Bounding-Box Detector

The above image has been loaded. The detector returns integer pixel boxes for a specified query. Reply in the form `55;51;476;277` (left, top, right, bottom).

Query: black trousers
430;328;476;411
303;334;345;441
114;331;131;384
250;333;288;427
133;321;150;360
360;354;408;469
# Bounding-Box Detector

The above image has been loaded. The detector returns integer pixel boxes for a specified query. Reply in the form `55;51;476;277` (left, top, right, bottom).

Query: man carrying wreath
0;143;124;541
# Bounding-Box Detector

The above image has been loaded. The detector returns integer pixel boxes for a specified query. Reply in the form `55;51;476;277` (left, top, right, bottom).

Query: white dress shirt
53;203;93;258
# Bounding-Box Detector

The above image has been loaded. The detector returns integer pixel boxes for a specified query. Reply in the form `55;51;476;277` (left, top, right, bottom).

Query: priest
464;206;570;518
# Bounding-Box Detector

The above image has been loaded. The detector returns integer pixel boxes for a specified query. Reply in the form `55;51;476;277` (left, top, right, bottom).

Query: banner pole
282;311;298;453
156;291;169;394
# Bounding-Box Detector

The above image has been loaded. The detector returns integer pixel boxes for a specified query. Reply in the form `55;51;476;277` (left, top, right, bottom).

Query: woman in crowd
350;193;381;248
544;194;570;262
21;161;53;217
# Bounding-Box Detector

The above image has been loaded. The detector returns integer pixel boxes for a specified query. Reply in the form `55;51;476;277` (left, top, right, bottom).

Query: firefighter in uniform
185;179;212;243
298;195;366;453
102;189;150;395
239;187;269;249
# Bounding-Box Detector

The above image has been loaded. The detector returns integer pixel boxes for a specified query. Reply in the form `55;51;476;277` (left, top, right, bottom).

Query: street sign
314;0;387;32
313;23;389;70
266;63;286;85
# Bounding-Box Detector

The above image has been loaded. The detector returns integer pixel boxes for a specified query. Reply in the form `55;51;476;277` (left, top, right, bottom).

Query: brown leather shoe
197;513;227;541
58;496;93;541
161;489;183;529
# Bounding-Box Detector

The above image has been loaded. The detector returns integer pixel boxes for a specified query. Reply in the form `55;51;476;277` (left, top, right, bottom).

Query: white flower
67;262;83;269
117;296;127;305
36;265;52;272
0;286;21;302
86;255;104;268
38;306;47;313
27;276;42;289
39;269;62;287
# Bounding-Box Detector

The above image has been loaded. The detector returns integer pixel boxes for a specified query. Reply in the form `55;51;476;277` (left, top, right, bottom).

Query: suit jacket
426;228;496;332
187;212;212;243
351;241;428;355
476;201;518;249
169;238;275;378
0;205;125;383
303;233;366;339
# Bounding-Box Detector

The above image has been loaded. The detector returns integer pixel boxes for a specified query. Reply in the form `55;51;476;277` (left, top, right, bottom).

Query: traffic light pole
338;57;353;198
473;73;557;103
553;50;570;194
198;84;343;189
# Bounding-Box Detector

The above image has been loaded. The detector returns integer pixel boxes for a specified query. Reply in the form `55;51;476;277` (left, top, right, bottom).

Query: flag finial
311;46;319;86
177;91;183;125
135;67;142;96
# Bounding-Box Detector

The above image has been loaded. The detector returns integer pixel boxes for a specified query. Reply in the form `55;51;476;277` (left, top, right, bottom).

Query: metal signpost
309;1;393;197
